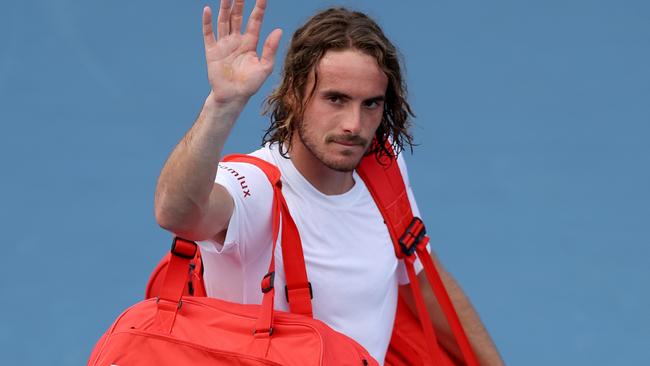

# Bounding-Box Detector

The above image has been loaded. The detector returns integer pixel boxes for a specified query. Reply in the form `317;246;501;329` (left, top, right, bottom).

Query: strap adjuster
253;326;274;336
170;237;197;259
398;217;427;256
261;272;275;293
285;282;313;302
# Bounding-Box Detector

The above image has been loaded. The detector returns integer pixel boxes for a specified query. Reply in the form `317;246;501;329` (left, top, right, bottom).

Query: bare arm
400;253;504;365
154;0;282;241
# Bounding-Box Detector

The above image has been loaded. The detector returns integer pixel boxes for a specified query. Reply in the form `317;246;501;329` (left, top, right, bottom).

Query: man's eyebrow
364;95;385;102
320;90;351;99
320;90;385;102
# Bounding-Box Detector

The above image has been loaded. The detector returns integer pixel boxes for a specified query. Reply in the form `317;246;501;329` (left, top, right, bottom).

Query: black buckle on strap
253;326;274;336
170;237;198;259
398;217;427;256
261;272;275;293
285;282;313;302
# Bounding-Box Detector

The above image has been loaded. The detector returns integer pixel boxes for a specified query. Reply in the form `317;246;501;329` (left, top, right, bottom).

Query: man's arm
154;0;282;241
399;253;504;365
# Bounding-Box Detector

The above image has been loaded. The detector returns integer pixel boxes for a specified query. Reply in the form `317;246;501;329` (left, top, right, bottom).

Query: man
154;0;503;364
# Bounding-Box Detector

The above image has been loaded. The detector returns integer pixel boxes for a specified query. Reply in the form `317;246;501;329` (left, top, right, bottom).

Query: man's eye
364;100;380;109
328;96;342;104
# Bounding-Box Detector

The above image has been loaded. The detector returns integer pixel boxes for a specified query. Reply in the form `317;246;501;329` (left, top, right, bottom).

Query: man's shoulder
247;144;274;162
395;152;411;186
220;144;276;169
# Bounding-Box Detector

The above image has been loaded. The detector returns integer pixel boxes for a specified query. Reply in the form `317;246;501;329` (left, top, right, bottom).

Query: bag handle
222;154;312;356
223;154;314;318
356;144;480;366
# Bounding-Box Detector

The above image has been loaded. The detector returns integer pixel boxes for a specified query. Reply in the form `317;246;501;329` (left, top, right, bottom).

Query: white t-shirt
198;143;424;364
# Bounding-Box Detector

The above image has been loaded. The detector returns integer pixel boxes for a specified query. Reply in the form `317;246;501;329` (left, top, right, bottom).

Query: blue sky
1;0;649;364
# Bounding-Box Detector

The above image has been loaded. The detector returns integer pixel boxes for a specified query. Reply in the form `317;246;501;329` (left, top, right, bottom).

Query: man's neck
287;141;356;196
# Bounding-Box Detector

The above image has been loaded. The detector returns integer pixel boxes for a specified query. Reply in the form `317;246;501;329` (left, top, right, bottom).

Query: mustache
326;134;368;146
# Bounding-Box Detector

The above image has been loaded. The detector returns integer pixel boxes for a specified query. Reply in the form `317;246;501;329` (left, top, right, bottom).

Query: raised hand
202;0;282;104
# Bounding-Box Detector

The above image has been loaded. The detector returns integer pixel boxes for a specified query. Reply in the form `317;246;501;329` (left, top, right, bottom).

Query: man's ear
284;88;297;110
284;87;306;119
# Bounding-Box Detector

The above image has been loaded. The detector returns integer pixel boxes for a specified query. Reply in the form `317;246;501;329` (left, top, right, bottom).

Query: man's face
294;49;388;172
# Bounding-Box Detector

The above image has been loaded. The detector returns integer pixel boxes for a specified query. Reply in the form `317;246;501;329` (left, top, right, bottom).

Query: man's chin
322;155;363;172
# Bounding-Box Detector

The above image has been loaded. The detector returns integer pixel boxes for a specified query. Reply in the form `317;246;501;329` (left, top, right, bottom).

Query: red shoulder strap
356;147;479;366
356;152;412;257
223;154;313;317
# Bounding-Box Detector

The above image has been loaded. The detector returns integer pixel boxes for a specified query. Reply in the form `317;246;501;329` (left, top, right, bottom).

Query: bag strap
153;237;198;333
223;154;313;317
356;146;479;366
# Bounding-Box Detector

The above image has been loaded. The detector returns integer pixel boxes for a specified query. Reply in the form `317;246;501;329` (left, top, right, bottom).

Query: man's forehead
310;49;388;94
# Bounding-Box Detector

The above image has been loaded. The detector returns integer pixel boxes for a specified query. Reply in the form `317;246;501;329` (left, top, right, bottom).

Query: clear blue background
1;0;648;364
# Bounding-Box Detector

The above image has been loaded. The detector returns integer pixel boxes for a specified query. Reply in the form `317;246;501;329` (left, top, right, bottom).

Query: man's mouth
328;136;367;147
334;140;361;146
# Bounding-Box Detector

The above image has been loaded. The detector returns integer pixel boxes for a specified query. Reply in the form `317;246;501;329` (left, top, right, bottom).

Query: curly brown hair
263;7;414;160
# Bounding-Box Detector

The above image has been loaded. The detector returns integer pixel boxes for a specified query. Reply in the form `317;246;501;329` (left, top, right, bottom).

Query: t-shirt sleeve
396;153;431;285
197;161;274;265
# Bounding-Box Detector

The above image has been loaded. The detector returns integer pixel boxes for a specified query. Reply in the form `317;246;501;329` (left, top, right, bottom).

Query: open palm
203;0;282;103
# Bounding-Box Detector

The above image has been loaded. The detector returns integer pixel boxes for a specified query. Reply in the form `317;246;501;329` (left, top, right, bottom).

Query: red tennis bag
87;155;377;366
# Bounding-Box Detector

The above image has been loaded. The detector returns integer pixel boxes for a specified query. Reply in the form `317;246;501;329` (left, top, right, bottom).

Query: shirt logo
219;164;251;198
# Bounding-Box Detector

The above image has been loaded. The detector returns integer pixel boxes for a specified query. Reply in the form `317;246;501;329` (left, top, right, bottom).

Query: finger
244;0;267;42
260;28;282;67
202;6;217;48
216;0;232;39
229;0;245;35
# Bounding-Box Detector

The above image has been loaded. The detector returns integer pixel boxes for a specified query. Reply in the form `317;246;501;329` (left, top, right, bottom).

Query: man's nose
341;105;362;134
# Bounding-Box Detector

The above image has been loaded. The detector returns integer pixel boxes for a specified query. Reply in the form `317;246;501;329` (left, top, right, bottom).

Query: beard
297;121;370;172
